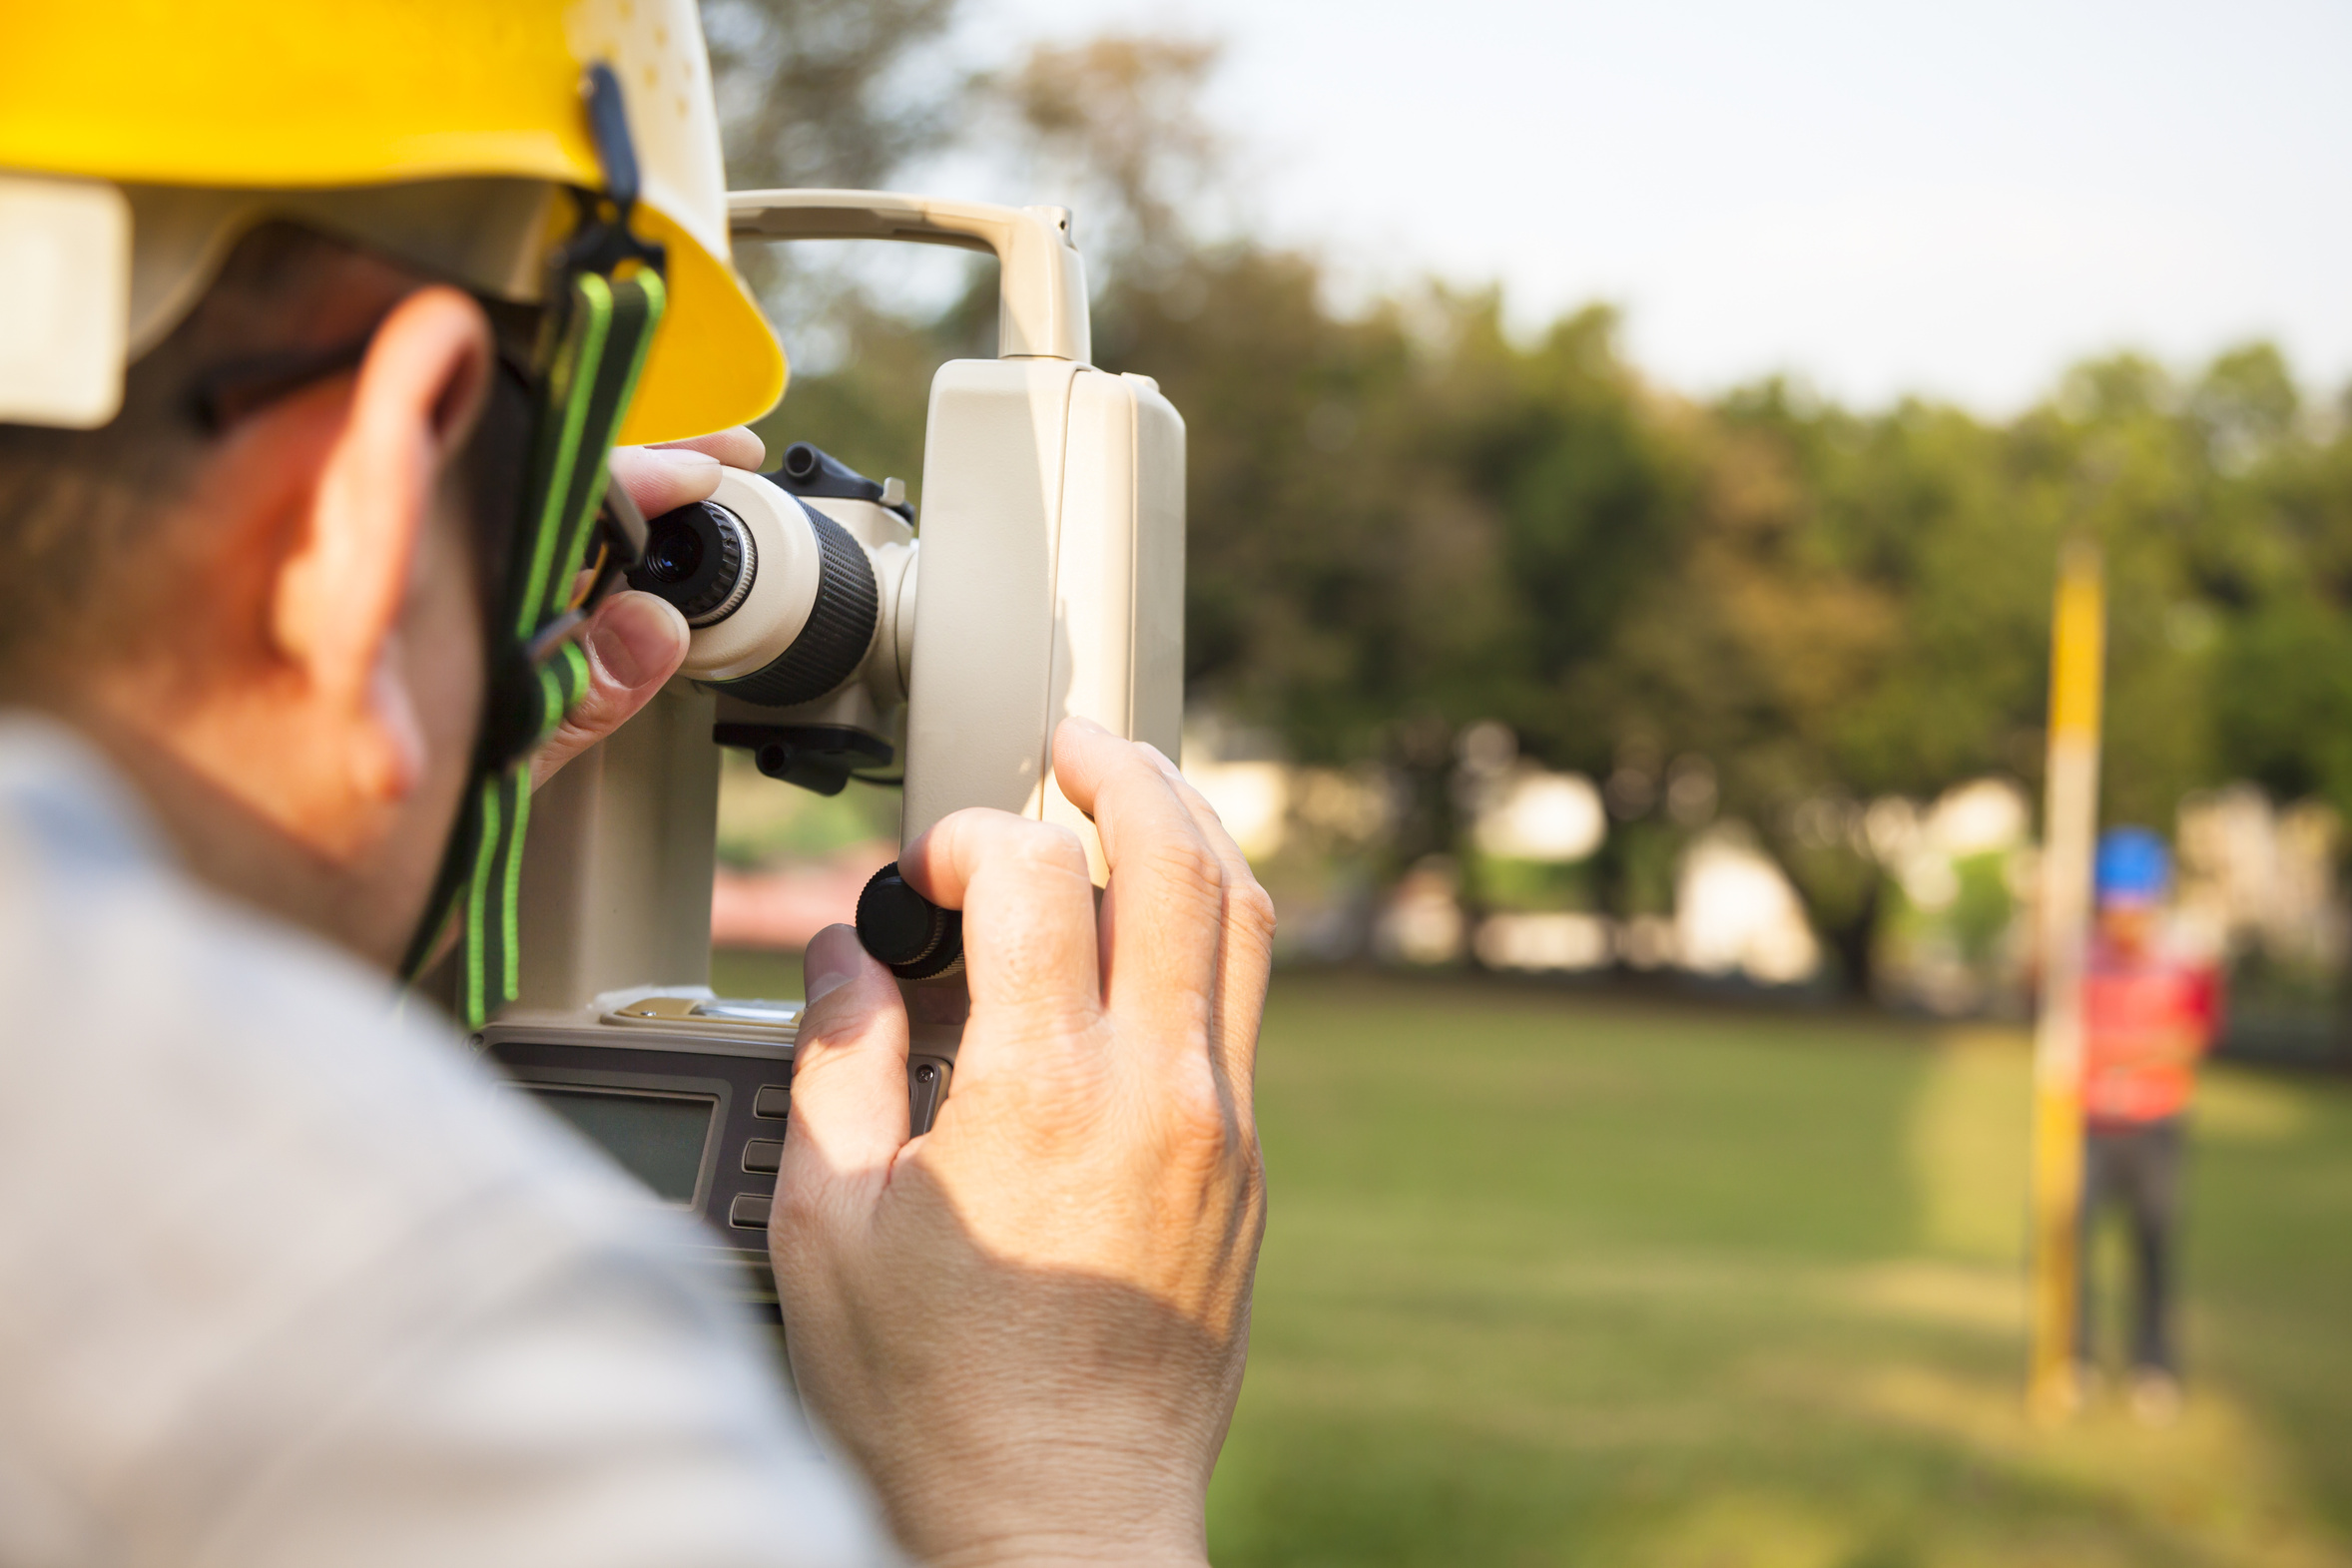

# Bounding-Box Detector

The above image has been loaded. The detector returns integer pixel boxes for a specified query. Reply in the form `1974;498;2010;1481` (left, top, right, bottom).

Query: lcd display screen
526;1087;716;1205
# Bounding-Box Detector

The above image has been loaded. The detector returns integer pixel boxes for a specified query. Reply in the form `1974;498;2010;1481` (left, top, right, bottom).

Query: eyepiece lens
643;523;704;583
626;500;753;625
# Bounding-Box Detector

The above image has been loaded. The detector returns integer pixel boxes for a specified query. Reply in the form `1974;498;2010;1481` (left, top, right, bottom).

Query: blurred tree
703;0;964;190
1563;381;1923;988
751;29;1228;481
2198;347;2352;826
703;0;973;403
977;34;1225;280
1103;262;1513;871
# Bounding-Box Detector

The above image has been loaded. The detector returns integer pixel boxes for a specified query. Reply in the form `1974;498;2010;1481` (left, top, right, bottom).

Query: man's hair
0;221;525;691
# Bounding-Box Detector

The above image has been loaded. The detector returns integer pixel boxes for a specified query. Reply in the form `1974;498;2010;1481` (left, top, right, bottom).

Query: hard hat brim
624;205;786;444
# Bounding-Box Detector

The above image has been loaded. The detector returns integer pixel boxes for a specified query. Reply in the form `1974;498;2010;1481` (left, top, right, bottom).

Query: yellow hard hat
0;0;785;444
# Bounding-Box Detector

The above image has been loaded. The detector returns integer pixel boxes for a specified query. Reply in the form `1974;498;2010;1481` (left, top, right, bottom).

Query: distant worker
2076;825;2222;1423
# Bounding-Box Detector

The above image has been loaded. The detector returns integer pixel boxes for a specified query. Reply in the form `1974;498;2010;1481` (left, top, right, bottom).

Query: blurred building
1673;828;1822;986
2175;785;2344;972
2175;787;2346;1052
1181;758;1290;862
703;711;2350;1045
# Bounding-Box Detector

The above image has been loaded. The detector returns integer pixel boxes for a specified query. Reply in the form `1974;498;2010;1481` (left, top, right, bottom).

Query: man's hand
529;428;764;789
774;718;1274;1568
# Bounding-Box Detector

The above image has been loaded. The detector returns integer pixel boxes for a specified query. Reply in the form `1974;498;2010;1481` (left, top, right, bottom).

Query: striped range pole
2028;538;2105;1421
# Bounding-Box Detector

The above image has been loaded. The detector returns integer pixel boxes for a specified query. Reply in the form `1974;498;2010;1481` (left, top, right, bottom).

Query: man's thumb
777;924;912;1210
530;591;689;790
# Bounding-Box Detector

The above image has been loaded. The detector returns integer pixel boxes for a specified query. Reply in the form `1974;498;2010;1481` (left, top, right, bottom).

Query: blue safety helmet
2094;825;2170;905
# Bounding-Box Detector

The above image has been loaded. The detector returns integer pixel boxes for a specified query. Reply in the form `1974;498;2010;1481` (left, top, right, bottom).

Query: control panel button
742;1138;784;1174
729;1193;773;1229
752;1085;791;1119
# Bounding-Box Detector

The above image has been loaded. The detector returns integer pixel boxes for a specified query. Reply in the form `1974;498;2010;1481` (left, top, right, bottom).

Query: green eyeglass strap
405;264;666;1027
453;640;592;1027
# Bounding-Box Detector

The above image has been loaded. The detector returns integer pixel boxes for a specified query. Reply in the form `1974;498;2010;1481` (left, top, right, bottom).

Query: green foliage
1945;851;2015;967
2213;593;2352;816
749;296;959;504
1468;853;1597;914
713;752;899;868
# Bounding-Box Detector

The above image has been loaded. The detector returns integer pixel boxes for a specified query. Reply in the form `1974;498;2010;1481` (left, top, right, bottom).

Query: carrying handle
728;190;1091;364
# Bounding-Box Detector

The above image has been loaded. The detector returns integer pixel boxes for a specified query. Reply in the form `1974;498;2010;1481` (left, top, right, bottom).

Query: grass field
712;954;2352;1566
1216;974;2352;1568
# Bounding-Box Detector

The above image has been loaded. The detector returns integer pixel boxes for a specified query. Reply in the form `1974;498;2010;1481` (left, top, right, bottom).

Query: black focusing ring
686;505;748;620
716;502;879;708
676;504;748;623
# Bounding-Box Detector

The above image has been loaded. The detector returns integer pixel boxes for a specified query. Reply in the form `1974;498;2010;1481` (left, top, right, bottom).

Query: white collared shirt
0;719;894;1567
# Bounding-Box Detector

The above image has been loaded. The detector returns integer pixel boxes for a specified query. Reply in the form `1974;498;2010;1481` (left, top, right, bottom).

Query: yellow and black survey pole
2029;538;2105;1420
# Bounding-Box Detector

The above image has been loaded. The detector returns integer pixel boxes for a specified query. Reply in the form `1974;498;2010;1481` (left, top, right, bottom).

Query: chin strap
401;64;667;1029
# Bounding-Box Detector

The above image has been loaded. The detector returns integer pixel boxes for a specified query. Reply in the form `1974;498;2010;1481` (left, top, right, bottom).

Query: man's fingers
1140;743;1277;1097
778;925;913;1211
528;591;689;789
606;444;721;518
606;427;765;518
900;808;1103;1056
531;427;763;787
1049;719;1223;1056
650;427;764;469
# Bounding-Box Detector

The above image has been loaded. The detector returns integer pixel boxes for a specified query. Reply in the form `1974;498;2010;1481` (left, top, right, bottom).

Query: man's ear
274;285;492;817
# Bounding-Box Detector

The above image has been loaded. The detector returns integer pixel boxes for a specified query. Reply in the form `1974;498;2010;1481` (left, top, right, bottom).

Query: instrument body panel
479;1013;950;1320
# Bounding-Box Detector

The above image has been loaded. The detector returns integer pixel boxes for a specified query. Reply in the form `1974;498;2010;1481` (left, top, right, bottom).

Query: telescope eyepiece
628;500;756;626
641;524;703;584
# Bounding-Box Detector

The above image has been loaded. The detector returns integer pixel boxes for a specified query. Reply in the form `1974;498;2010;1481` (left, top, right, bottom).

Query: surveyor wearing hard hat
2074;827;2223;1425
0;6;1268;1567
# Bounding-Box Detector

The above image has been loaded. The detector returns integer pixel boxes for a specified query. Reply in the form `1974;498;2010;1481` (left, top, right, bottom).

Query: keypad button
729;1193;772;1229
742;1138;784;1175
753;1085;790;1119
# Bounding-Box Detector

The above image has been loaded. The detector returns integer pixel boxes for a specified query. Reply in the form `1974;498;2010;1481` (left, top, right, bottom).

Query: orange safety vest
2081;936;2220;1125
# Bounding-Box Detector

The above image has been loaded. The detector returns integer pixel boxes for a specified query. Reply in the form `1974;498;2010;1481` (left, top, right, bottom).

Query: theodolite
475;191;1185;1313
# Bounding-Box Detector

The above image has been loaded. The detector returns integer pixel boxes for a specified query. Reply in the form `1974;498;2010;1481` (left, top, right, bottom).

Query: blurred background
700;2;2352;1560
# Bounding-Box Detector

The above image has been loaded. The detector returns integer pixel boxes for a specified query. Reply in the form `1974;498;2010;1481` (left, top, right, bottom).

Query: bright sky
940;0;2352;413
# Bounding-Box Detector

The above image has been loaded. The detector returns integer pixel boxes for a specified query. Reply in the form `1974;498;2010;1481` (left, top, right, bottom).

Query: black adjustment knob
856;862;963;980
776;440;885;502
783;441;825;483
